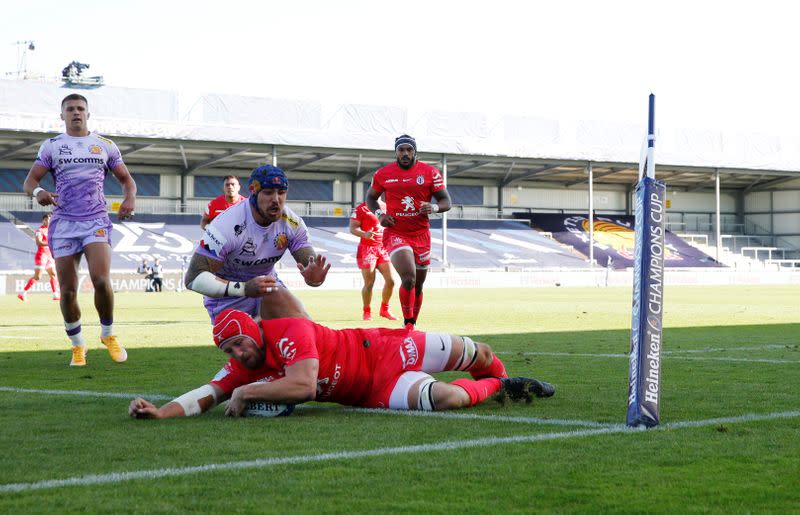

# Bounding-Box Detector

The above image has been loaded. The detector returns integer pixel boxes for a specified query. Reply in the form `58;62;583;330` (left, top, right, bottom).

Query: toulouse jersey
35;225;52;259
211;318;392;407
205;194;246;223
370;161;444;234
34;133;124;221
195;200;311;283
351;202;383;247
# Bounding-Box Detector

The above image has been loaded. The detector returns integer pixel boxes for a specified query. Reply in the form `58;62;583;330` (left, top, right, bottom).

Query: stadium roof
1;79;799;192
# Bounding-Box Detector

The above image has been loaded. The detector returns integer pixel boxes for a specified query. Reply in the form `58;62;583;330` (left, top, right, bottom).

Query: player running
349;200;397;321
18;212;60;301
23;93;136;367
200;175;246;230
365;134;451;329
128;309;555;419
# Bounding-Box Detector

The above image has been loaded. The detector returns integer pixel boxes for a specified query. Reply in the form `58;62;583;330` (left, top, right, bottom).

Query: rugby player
128;309;555;419
365;134;451;329
349;200;397;321
185;165;330;322
23;93;136;367
17;212;60;301
200;175;245;230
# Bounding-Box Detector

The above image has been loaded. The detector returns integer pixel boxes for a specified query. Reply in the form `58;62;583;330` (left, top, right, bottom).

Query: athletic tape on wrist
32;187;44;198
173;384;218;417
431;204;440;213
188;271;244;297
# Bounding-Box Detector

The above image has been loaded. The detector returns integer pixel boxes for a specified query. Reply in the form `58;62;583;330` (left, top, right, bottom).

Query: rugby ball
242;400;295;418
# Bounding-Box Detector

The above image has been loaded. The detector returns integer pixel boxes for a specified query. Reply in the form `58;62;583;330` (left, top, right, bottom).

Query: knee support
416;377;438;411
453;336;479;371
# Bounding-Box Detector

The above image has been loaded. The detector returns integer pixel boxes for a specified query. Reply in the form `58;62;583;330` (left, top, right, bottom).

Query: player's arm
224;358;318;417
349;218;373;240
185;252;277;297
421;188;452;215
24;164;58;206
35;231;47;248
292;246;330;287
200;213;212;230
110;163;137;220
129;383;229;420
366;186;394;227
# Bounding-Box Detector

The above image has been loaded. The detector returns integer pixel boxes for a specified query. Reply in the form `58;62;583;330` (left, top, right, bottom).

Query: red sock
380;302;390;312
399;286;416;320
452;378;502;406
413;291;424;319
470;353;508;379
23;278;35;292
50;277;59;293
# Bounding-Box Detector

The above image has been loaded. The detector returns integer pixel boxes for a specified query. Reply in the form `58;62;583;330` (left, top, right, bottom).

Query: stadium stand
515;213;723;268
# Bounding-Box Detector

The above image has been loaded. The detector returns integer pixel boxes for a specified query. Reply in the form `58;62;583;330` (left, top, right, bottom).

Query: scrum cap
212;309;262;349
248;165;288;209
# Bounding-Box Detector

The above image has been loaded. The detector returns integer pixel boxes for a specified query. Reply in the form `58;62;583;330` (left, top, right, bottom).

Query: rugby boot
498;377;555;403
101;335;128;363
363;309;372;321
70;345;87;367
379;306;398;320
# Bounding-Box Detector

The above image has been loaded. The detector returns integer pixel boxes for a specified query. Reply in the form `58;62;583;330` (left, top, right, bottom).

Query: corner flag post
626;94;666;427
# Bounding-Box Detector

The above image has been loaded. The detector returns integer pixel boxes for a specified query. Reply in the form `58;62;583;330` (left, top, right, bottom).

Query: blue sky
2;0;796;134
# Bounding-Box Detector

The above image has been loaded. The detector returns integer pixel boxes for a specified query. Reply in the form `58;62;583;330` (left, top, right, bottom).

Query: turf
1;285;799;512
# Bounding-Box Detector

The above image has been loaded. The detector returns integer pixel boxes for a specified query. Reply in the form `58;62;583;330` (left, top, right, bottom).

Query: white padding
422;332;451;373
188;271;244;298
173;384;218;417
416;377;438;411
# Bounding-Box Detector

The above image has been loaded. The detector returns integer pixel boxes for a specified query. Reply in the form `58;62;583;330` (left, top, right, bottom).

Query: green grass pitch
1;285;799;512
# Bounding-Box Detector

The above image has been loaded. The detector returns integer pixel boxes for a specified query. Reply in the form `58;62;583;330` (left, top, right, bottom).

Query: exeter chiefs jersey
370;161;444;234
34;133;124;221
195;200;311;283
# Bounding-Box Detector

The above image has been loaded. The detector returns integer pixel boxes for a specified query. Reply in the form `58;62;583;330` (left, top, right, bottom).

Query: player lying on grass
129;309;555;419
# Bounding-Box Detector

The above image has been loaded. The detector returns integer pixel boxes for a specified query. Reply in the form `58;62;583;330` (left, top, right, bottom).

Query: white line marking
0;386;607;428
0;335;40;340
2;410;797;493
503;351;800;364
664;344;794;354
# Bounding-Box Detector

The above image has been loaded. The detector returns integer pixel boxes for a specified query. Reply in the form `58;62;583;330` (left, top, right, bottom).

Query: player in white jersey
23;93;137;367
185;165;330;322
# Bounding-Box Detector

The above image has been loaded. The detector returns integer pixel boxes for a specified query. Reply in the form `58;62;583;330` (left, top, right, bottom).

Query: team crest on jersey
400;337;419;368
277;337;297;361
94;228;106;237
416;175;424;185
274;232;288;250
239;237;257;256
89;145;102;155
233;221;246;236
58;145;72;156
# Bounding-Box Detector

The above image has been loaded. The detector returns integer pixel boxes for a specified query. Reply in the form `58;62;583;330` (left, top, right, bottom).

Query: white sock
65;320;85;347
100;323;113;338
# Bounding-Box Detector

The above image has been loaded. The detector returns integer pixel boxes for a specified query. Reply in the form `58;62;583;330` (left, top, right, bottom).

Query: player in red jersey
18;212;60;301
366;135;451;328
128;309;555;419
349;200;397;321
200;175;245;229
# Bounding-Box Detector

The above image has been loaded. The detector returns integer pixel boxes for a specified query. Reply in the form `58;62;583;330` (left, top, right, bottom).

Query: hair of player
223;175;239;183
61;93;88;109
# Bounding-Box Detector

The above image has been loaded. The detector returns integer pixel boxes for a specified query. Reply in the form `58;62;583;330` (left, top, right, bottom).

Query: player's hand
224;388;246;417
129;397;160;419
297;254;330;287
117;198;135;221
244;275;279;297
34;190;58;207
364;231;376;242
378;214;395;228
419;202;438;215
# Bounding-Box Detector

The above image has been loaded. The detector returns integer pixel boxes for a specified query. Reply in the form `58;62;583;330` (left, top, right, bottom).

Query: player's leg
360;266;376;320
54;253;86;366
46;261;60;300
259;287;311;320
376;261;397;320
412;266;427;322
84;241;126;363
19;269;40;300
388;371;493;411
410;235;431;322
389;247;417;327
